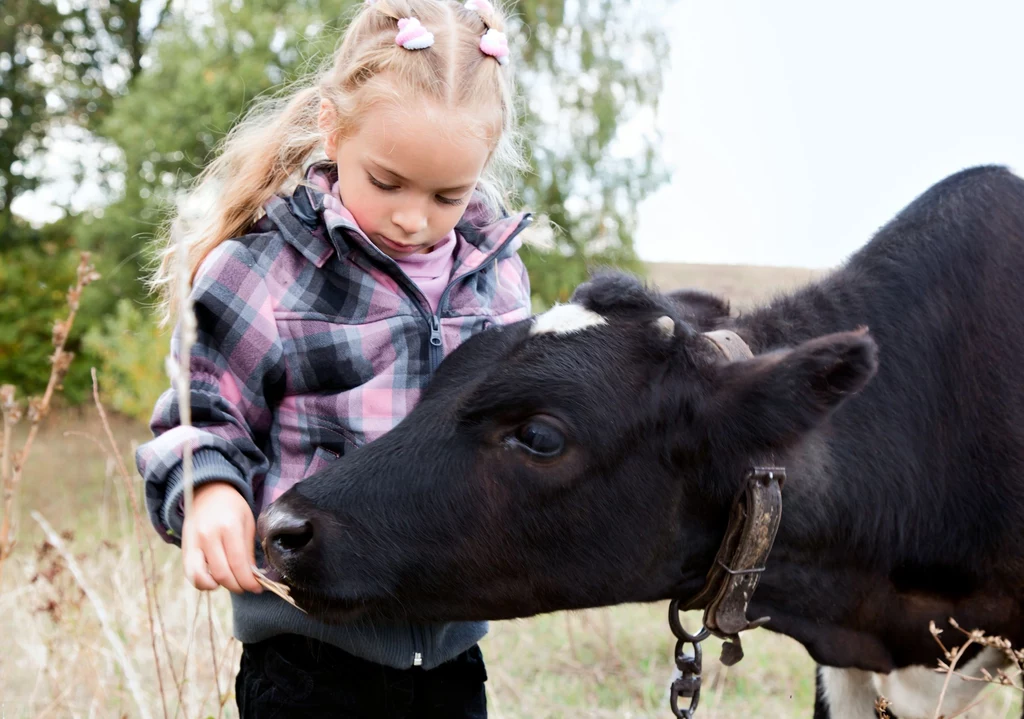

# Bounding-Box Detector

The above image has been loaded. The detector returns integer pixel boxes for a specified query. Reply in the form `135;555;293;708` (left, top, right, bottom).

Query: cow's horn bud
654;315;674;338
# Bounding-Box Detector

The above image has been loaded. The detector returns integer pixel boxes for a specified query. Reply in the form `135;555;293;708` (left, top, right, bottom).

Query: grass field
1;262;1020;718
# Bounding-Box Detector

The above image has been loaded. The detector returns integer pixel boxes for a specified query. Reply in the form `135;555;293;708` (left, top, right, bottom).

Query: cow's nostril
260;504;317;561
274;520;313;553
272;519;314;553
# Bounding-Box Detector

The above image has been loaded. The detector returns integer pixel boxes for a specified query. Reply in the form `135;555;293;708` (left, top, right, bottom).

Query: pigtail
363;0;402;22
464;0;505;32
151;85;322;324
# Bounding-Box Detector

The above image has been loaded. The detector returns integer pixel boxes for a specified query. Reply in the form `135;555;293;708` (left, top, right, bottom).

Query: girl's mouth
376;234;421;254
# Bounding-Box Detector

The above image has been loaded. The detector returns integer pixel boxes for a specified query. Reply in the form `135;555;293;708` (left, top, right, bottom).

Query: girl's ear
318;99;339;159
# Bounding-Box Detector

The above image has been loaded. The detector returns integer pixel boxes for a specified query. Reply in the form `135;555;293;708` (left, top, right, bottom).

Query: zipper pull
429;316;443;348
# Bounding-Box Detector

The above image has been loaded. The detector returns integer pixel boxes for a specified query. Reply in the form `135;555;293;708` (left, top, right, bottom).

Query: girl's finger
204;538;244;594
185;547;218;591
223;528;263;594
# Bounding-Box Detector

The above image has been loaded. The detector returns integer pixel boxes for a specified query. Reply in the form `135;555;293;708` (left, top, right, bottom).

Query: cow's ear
707;329;878;453
668;290;731;332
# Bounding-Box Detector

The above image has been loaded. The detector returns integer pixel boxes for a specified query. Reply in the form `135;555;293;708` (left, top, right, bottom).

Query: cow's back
747;166;1024;578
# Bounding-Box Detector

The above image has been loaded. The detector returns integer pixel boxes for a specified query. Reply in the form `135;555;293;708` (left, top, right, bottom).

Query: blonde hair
152;0;523;322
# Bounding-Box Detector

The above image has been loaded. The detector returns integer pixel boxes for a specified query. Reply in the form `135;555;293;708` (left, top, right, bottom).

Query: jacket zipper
409;217;530;662
424;216;533;372
336;215;533;375
411;623;423;667
428;315;443;371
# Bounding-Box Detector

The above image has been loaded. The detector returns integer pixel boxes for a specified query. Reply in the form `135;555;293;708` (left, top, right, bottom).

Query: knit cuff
160;448;254;540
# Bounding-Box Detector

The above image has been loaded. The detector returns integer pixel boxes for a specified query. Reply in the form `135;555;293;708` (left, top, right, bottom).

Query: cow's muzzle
258;498;318;576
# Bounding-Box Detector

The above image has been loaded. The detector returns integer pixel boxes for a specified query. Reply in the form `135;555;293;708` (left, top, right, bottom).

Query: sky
635;1;1024;268
12;1;1024;270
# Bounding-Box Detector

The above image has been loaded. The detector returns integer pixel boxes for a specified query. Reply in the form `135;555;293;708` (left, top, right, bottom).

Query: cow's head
258;274;877;622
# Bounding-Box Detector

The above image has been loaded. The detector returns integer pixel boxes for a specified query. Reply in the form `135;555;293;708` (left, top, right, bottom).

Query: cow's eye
511;417;566;458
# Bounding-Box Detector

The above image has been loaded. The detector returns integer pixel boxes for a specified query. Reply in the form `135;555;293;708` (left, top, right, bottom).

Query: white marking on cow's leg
820;666;879;718
820;647;1006;719
530;303;607;336
870;647;1005;719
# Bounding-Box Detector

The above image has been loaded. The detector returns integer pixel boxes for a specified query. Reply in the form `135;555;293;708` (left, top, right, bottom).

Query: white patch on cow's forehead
530;303;607;336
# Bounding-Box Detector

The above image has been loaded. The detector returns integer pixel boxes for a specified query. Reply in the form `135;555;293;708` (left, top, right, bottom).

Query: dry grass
1;518;237;717
1;261;1021;718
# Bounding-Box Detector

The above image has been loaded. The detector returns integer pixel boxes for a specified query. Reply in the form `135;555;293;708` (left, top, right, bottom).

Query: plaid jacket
136;164;531;669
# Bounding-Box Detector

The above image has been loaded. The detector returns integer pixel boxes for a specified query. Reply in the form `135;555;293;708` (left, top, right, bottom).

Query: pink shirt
394;232;457;313
319;175;457;313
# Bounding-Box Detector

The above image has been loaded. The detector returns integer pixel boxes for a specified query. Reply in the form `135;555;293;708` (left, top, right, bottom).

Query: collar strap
703;329;754;362
686;329;784;666
684;467;785;665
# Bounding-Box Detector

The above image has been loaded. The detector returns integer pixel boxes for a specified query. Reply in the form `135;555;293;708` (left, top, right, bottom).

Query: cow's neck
706;275;1024;673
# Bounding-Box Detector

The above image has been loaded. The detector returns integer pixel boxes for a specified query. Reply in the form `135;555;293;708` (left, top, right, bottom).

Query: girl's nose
392;208;428;236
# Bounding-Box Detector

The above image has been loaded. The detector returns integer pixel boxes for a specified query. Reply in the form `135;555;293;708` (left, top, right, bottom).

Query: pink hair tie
395;17;434;50
479;28;509;66
464;0;494;13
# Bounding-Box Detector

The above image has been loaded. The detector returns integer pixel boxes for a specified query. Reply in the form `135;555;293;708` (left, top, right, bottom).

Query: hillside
644;261;824;310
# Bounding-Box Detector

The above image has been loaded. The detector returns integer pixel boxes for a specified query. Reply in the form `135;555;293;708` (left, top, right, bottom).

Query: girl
137;1;532;716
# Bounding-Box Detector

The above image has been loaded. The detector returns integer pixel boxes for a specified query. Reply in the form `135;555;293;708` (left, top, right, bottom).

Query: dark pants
235;634;488;719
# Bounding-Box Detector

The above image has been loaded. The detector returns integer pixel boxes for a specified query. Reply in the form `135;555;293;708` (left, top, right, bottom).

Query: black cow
260;166;1024;718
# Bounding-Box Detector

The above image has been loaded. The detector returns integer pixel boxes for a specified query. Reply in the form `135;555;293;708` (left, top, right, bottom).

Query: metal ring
674;637;704;672
670;680;702;718
668;600;711;643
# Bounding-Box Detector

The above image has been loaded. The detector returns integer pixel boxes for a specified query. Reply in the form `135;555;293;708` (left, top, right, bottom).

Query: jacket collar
267;162;531;272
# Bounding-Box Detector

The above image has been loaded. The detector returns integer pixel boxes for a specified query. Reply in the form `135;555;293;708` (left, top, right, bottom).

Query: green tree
77;0;358;303
0;227;105;402
82;0;669;307
3;0;670;403
1;0;173;396
513;0;670;306
0;0;171;231
83;299;169;422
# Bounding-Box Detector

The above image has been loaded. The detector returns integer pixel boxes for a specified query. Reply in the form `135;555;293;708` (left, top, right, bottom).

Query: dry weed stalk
169;231;198;521
0;253;100;589
91;367;175;719
0;248;237;716
166;209;205;717
206;593;224;719
28;529;88;717
88;340;238;716
196;631;238;719
930;618;1024;719
31;510;154;719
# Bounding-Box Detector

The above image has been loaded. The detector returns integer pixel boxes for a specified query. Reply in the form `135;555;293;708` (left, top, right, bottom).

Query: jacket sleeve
136;241;285;545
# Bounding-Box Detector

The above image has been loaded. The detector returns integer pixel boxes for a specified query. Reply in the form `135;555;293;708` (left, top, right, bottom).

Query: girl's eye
368;175;398;191
436;195;465;207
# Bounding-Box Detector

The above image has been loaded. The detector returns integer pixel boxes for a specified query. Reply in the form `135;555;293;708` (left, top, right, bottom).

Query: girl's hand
181;482;263;594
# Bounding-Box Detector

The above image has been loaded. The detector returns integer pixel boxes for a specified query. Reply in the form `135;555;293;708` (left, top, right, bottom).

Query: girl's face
322;99;493;258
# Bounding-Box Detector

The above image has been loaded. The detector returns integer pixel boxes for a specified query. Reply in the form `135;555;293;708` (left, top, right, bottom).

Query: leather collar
687;330;786;665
